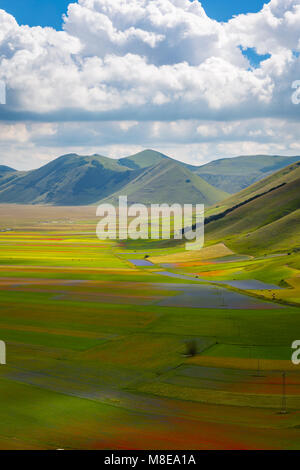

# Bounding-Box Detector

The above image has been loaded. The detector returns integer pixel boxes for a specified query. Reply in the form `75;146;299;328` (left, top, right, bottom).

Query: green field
0;204;300;450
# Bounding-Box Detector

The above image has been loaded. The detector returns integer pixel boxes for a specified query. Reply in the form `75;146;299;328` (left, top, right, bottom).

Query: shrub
185;340;198;357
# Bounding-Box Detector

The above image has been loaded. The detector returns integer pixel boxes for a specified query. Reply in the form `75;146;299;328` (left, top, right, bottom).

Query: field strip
0;265;136;272
188;356;300;371
137;382;300;410
0;322;106;339
2;369;297;429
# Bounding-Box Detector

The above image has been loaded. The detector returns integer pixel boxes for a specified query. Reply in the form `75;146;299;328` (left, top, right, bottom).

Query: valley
0;190;299;449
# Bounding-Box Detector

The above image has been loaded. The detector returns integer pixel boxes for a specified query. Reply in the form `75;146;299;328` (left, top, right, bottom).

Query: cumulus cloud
0;0;299;167
1;0;299;118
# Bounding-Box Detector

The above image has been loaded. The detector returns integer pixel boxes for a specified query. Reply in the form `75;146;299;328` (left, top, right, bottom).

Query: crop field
0;204;300;450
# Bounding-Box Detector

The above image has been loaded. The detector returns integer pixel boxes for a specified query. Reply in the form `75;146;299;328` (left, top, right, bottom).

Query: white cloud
0;0;299;168
1;117;299;170
1;0;298;117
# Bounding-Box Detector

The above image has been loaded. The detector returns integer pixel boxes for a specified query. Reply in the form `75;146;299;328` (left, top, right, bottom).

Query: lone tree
185;340;197;357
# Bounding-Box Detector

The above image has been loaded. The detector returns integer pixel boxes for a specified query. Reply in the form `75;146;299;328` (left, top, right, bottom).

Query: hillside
205;160;300;254
0;165;16;174
0;165;20;188
0;154;140;206
195;154;300;193
1;150;299;207
118;149;171;169
101;159;228;206
0;151;227;206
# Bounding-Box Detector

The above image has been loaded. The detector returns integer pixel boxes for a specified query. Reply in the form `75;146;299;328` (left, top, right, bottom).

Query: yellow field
150;243;234;264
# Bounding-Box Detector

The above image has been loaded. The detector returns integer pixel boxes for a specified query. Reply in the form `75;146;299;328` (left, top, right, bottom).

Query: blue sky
201;0;267;21
0;0;268;28
0;0;299;170
0;0;71;29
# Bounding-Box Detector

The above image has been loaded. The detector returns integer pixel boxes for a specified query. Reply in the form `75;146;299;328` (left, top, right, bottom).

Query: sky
0;0;299;170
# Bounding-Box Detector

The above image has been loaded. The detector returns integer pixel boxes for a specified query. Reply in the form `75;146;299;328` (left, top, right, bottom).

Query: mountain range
194;154;300;194
0;150;299;206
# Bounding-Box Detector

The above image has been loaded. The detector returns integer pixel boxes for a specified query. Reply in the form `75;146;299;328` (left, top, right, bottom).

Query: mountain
118;149;171;170
1;150;299;207
0;165;16;174
205;160;300;254
119;152;300;195
0;151;227;206
101;159;228;206
195;155;300;194
0;154;140;205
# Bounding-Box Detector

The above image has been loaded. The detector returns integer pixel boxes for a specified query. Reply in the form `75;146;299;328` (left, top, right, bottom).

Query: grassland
0;204;299;450
204;161;300;255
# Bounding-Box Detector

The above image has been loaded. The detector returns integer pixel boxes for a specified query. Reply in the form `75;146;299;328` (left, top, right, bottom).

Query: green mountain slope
118;149;171;169
205;160;300;254
0;165;20;188
0;151;227;206
195;155;300;194
101;159;228;206
0;154;140;206
1;150;298;208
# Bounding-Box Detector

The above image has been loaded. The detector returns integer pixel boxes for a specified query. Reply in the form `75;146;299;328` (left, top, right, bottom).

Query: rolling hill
205;160;300;254
0;165;16;174
0;165;19;188
195;154;300;194
101;159;228;206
